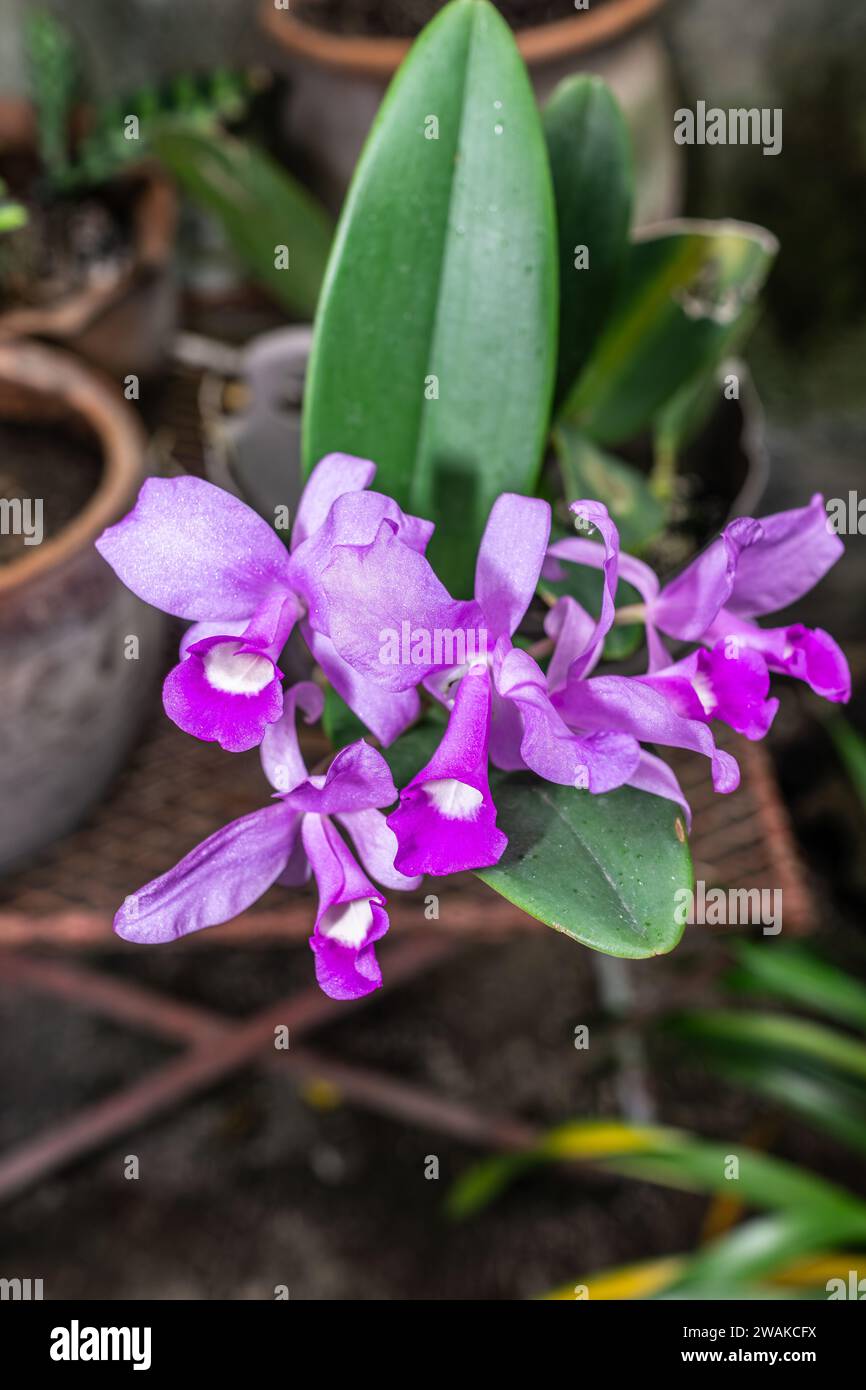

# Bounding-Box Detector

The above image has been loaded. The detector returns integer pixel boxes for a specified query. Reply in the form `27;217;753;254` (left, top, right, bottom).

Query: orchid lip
320;896;375;947
202;641;274;695
691;670;715;715
423;778;484;821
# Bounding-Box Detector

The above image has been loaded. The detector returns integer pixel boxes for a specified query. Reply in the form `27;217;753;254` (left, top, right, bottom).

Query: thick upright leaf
543;75;633;407
562;219;778;445
477;778;691;958
150;122;334;318
302;0;557;595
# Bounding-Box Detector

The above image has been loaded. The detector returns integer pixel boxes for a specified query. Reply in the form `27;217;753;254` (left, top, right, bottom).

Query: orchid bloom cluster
96;455;849;1000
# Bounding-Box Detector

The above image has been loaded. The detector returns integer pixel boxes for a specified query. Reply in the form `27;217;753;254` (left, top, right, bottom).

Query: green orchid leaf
302;0;557;595
543;75;633;408
477;779;691;958
562;219;778;446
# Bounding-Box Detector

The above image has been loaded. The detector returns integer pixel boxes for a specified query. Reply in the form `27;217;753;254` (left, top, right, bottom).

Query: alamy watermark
826;492;866;535
674;102;782;157
379;622;488;668
0;497;43;546
675;880;782;935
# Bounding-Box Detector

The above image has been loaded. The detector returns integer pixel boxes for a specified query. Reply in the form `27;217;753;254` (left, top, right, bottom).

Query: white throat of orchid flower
320;897;374;948
423;778;484;822
203;641;273;695
690;669;716;716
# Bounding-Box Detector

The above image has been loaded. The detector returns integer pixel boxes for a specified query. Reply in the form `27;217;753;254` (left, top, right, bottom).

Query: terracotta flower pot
0;341;165;871
0;99;178;380
261;0;680;223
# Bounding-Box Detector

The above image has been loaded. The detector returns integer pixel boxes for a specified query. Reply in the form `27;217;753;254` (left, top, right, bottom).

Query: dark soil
0;194;132;312
0;421;102;566
295;0;610;40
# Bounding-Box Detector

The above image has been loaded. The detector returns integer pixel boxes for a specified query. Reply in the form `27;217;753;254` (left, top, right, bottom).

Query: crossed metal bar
0;932;553;1204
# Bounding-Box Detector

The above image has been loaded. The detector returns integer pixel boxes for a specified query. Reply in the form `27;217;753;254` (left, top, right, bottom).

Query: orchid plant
96;0;849;1002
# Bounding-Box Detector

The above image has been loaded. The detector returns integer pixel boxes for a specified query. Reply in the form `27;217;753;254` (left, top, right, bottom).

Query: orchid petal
291;452;377;550
704;611;851;704
627;751;693;829
337;808;422;891
285;741;399;817
559;500;620;679
556;673;740;794
387;664;506;876
319;520;481;691
96;476;293;621
114;803;297;943
290;490;434;633
162;637;284;753
639;642;779;741
495;647;640;792
260;681;324;793
544;595;597;694
304;626;420;746
651;516;761;643
303;814;389;1000
725;494;844;618
474;494;551;639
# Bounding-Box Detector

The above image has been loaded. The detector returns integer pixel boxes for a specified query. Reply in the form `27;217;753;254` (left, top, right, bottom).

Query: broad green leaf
150;121;334;318
476;779;691;958
448;1118;866;1223
553;421;665;552
562;219;778;446
543;75;633;407
729;940;866;1032
302;0;557;595
826;714;866;814
671;1010;866;1085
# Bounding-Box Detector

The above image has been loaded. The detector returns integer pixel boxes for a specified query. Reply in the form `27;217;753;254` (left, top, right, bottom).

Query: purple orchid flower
546;494;849;822
113;683;420;1000
343;494;640;877
96;454;436;751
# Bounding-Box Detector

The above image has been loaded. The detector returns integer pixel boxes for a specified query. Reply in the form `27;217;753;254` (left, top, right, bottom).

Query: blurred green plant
19;11;333;316
447;936;866;1297
826;714;866;813
669;941;866;1158
448;1115;866;1299
0;179;27;235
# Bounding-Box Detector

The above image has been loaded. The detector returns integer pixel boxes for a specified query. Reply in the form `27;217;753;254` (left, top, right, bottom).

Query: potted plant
261;0;680;221
95;1;848;1007
0;14;181;378
0;339;163;871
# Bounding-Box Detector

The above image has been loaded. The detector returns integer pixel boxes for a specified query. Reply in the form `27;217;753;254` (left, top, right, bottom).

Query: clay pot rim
260;0;666;78
0;98;177;345
0;340;145;597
